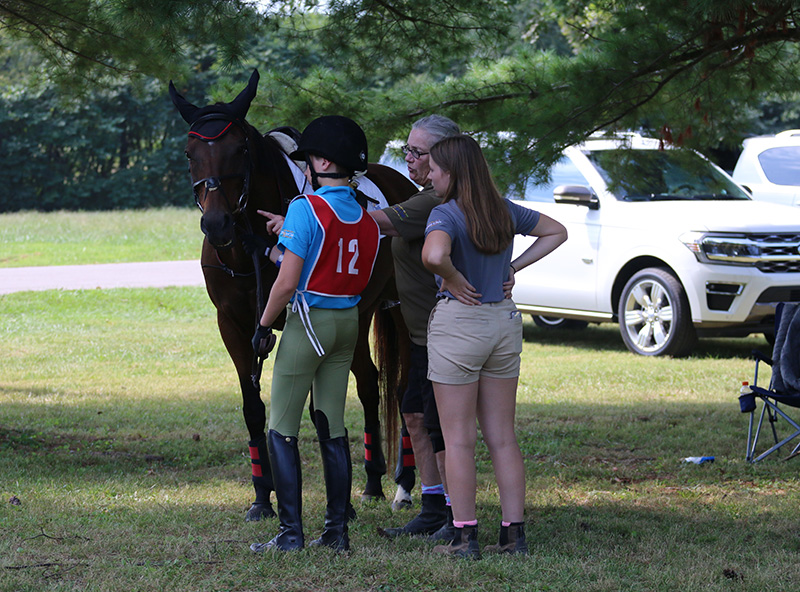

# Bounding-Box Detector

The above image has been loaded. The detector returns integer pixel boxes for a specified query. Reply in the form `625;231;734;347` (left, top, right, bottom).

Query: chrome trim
705;282;744;296
514;304;613;321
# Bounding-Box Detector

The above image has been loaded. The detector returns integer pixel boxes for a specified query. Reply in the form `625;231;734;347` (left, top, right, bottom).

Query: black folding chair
741;302;800;462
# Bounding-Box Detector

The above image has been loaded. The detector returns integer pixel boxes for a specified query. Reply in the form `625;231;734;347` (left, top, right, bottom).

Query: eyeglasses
401;144;429;159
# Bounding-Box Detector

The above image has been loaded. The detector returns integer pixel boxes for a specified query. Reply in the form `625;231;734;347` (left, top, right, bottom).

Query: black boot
379;493;447;538
428;504;455;541
484;522;528;555
310;436;352;551
433;523;481;560
246;436;276;521
250;430;304;552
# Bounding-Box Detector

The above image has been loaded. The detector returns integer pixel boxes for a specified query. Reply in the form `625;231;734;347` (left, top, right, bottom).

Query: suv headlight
680;232;762;265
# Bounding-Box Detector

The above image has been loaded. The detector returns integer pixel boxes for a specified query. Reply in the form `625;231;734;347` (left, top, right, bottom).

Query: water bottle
739;380;756;413
683;456;715;464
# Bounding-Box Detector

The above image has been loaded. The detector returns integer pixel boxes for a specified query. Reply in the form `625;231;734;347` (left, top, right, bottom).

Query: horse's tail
373;302;409;470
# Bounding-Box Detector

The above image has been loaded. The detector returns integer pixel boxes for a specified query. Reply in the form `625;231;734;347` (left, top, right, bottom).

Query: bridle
188;113;253;216
185;113;290;390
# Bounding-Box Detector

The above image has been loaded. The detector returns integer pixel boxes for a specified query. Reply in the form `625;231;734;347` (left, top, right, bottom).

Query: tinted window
758;147;800;186
586;149;749;201
522;156;591;203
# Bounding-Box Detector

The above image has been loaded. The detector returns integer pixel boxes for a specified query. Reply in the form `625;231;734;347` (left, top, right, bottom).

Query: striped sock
421;483;445;496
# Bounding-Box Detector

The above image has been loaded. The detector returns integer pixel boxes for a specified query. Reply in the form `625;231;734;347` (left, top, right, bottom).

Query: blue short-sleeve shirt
278;185;365;309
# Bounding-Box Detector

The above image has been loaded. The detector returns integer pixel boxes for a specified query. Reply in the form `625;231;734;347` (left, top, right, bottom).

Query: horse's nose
200;210;235;248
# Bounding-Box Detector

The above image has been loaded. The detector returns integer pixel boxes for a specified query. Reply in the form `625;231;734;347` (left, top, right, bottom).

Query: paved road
0;261;205;295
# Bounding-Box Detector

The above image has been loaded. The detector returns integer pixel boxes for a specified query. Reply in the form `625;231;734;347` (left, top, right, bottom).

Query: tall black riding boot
250;430;304;552
310;435;352;551
246;435;276;521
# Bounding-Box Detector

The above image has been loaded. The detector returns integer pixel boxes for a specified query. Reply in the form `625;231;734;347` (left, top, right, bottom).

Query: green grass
2;209;799;591
0;208;201;267
2;286;797;591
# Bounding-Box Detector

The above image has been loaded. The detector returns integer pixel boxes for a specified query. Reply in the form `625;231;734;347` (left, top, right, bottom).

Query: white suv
509;133;800;356
732;130;800;207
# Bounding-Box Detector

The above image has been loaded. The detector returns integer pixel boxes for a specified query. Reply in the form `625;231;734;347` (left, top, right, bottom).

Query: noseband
188;113;252;216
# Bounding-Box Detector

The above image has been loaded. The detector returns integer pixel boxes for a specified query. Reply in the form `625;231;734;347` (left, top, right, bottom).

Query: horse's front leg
237;372;275;521
214;300;276;521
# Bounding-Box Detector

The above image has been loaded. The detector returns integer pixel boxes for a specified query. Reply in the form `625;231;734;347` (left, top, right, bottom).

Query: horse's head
169;70;261;249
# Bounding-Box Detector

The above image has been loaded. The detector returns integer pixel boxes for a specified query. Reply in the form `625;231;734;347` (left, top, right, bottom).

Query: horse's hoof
391;498;413;511
391;485;413;512
245;502;276;521
360;492;386;504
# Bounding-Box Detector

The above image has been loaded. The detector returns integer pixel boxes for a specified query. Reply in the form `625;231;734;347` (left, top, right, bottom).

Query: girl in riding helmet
250;115;380;553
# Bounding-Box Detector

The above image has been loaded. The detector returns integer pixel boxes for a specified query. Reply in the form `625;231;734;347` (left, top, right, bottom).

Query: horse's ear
229;69;260;121
169;81;199;124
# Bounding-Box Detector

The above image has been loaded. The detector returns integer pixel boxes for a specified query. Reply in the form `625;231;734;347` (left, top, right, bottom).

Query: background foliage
2;1;800;211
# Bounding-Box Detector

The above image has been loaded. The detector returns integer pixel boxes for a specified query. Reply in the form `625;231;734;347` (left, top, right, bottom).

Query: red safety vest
300;193;380;297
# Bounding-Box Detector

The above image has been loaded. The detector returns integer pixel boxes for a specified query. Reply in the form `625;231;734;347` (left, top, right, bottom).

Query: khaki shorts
427;298;523;385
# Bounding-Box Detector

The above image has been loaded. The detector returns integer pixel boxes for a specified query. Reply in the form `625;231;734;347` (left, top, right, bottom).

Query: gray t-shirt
424;199;540;303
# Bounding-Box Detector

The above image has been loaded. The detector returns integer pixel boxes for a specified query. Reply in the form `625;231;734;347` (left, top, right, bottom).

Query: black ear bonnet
169;70;260;141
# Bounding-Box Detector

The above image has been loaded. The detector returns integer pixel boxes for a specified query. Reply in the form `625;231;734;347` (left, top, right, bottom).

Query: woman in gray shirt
422;134;567;559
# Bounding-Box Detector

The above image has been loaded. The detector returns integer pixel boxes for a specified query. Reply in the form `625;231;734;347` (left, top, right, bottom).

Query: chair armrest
752;349;774;367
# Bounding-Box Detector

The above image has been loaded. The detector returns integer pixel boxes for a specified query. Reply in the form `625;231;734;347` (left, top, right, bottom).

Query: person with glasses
402;144;428;159
371;115;462;541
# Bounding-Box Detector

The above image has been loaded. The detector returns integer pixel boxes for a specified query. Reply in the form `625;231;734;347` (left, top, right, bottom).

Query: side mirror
553;185;600;210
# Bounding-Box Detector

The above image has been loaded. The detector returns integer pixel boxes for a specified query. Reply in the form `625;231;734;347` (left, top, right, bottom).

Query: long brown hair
430;135;514;254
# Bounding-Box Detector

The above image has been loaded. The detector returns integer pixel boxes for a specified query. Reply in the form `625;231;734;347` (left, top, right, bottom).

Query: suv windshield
586;149;750;202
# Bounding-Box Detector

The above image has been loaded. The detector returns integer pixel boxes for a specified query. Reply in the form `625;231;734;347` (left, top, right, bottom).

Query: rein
202;249;273;279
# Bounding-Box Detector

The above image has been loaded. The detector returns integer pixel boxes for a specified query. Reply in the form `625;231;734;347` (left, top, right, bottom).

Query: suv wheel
532;315;589;330
618;268;697;357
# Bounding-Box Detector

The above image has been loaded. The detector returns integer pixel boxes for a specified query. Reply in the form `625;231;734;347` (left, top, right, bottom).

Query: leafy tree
0;0;259;84
4;0;800;208
209;1;800;188
0;80;191;211
0;33;206;211
5;1;800;150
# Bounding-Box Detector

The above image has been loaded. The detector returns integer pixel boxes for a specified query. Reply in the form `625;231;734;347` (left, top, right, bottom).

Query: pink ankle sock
453;519;478;528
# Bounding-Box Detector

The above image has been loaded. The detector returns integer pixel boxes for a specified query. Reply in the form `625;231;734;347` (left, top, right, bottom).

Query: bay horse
169;70;417;520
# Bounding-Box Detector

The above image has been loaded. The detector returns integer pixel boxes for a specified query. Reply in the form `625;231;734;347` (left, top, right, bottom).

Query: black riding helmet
289;115;369;177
